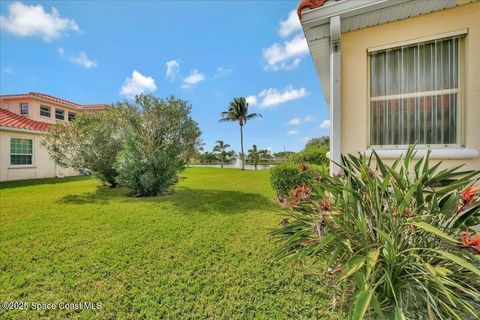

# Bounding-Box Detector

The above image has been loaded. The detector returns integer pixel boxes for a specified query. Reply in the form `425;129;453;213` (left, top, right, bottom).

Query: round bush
270;162;326;199
290;146;329;166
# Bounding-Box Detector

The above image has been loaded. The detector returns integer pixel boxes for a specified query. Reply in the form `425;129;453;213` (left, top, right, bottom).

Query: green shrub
116;95;201;196
290;146;329;166
42;109;126;187
272;147;480;319
270;162;326;200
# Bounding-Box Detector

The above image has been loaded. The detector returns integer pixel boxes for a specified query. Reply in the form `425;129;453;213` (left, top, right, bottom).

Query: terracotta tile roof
0;108;52;132
0;92;109;110
80;104;110;110
297;0;327;19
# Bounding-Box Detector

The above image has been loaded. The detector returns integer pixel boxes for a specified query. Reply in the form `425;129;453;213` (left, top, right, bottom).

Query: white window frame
9;137;35;167
366;30;466;150
20;103;29;115
68;112;76;121
55;108;65;120
40;105;51;118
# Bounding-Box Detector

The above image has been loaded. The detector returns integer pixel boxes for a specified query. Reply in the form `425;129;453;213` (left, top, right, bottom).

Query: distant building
0;92;108;181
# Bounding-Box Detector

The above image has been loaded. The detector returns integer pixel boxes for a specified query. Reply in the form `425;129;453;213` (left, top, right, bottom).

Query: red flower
461;186;480;204
457;186;480;214
299;163;309;172
461;228;480;253
292;186;312;201
320;198;332;211
288;199;299;210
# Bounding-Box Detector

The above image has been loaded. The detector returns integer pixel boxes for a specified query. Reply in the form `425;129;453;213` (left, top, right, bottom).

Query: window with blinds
10;138;33;165
369;36;463;147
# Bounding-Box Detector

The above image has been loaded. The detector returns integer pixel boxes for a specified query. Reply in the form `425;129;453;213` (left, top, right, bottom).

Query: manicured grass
0;168;337;319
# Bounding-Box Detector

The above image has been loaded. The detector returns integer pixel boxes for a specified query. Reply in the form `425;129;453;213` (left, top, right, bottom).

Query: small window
55;109;65;120
40;105;51;117
20;103;29;115
68;112;76;121
10;138;33;166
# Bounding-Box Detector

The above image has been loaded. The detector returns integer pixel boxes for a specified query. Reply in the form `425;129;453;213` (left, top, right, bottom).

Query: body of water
190;158;275;170
190;164;274;170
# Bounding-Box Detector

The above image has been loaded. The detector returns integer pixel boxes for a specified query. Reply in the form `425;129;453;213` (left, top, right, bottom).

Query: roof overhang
0;93;109;111
0;126;46;135
300;0;476;107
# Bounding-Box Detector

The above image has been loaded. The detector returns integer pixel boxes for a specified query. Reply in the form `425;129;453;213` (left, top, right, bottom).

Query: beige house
0;92;108;181
298;0;480;173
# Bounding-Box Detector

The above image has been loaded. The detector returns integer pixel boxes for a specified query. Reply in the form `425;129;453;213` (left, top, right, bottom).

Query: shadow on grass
58;186;276;214
0;175;93;190
143;188;277;214
57;186;130;204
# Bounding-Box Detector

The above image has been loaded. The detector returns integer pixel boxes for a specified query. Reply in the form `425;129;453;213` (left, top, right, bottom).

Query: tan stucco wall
341;2;480;170
0;97;80;124
0;130;77;181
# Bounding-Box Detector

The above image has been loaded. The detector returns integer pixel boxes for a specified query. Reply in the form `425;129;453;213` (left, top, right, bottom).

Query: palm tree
219;97;261;170
247;144;260;170
259;149;272;164
213;140;230;168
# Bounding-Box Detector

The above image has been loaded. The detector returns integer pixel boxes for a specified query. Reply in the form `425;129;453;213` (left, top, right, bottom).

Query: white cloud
246;95;257;106
70;52;96;69
120;70;157;98
320;119;331;128
288;118;301;125
3;66;14;74
304;115;314;122
279;10;301;38
287;130;299;135
0;1;79;42
213;67;233;79
258;86;307;108
181;69;204;89
165;60;179;81
58;47;96;69
262;34;309;71
288;115;315;125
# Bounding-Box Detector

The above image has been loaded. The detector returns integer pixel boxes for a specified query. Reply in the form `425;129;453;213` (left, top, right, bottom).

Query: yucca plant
272;146;480;319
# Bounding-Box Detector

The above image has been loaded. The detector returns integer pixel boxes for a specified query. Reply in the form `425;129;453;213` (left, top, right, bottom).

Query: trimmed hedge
290;146;329;166
270;162;326;199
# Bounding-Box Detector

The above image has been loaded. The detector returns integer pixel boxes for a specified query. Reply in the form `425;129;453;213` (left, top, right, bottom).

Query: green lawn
0;168;336;319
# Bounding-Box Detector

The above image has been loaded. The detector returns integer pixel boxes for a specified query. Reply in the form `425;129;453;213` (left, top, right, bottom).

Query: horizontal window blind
369;36;461;146
10;138;33;165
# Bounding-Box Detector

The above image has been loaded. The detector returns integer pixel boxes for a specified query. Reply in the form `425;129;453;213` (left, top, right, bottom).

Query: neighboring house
0;92;108;181
298;0;480;174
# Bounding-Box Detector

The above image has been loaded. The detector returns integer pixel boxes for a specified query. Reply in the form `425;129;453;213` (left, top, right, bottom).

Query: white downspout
329;15;341;175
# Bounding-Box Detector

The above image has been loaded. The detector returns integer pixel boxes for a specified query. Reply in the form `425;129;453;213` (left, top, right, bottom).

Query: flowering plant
272;146;480;319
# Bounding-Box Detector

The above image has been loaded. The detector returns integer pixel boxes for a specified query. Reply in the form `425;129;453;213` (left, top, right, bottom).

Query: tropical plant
291;146;329;167
274;151;296;162
247;144;260;170
213;140;231;168
42;108;126;187
219;97;261;170
199;151;220;164
259;149;272;163
305;136;330;150
270;162;327;201
115;95;201;196
272;147;480;319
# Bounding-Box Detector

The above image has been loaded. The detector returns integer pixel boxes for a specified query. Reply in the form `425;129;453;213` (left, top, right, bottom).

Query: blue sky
0;0;330;152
